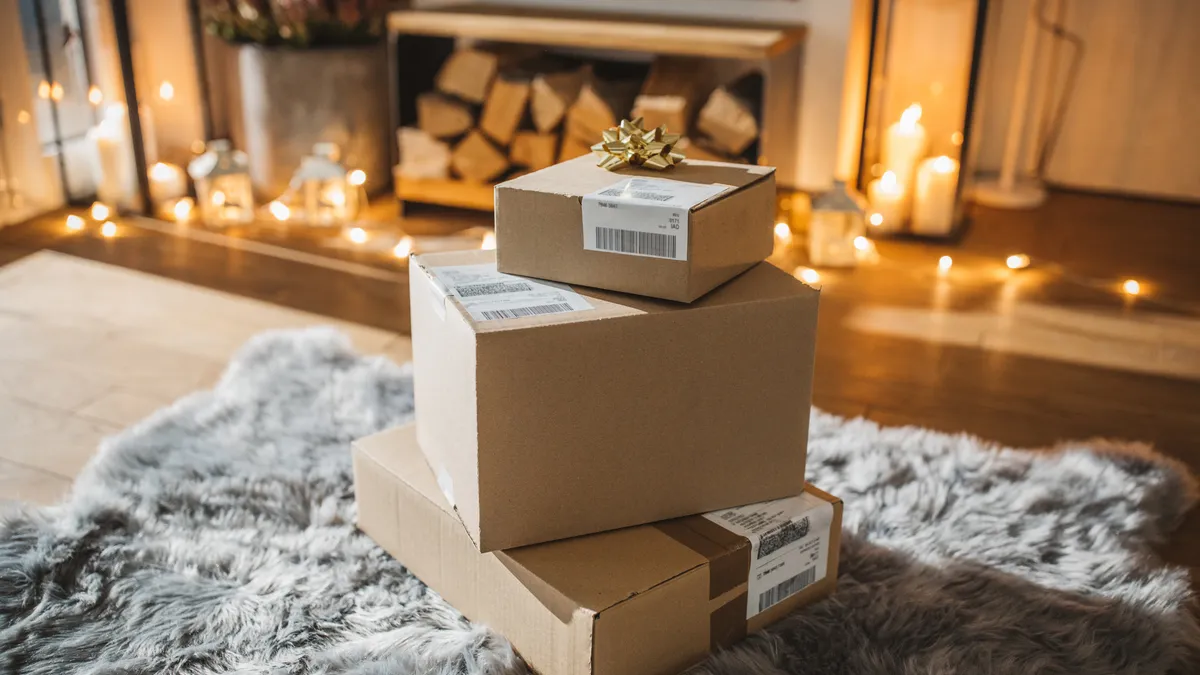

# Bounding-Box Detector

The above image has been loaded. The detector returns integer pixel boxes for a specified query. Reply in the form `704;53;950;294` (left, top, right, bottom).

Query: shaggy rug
1;327;1197;675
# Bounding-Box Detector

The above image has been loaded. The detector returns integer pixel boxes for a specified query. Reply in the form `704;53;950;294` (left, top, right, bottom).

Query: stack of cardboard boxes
354;154;842;675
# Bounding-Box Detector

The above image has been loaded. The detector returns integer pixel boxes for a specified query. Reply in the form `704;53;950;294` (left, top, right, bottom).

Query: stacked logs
397;49;762;184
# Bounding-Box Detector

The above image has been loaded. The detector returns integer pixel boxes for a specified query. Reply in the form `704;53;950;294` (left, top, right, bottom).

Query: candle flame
212;190;226;206
90;202;110;221
329;190;347;207
65;215;85;231
173;198;194;222
1122;279;1141;296
268;201;290;221
869;212;884;227
1006;254;1030;270
938;255;953;272
88;86;103;106
348;169;367;186
100;221;117;238
880;171;899;190
149;162;175;180
159;81;175;101
481;232;497;250
348;227;368;244
932;156;957;173
393;236;414;258
900;103;922;127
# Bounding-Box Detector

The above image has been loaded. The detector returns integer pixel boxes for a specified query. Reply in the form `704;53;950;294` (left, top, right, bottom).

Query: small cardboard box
410;249;820;551
354;423;843;675
495;155;776;302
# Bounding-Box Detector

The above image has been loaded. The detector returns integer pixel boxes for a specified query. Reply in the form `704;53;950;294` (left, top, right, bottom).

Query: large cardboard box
495;155;776;302
354;423;843;675
410;249;820;551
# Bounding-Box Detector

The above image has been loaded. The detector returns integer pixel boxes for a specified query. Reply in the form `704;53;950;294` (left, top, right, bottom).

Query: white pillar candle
92;105;137;208
148;162;187;205
867;171;908;233
912;156;960;236
882;104;928;188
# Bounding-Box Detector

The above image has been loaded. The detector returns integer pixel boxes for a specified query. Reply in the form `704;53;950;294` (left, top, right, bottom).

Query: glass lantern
187;139;254;226
291;143;355;227
808;181;866;268
856;0;986;238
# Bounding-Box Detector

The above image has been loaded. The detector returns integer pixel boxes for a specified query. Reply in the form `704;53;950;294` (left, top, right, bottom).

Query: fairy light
938;255;953;273
173;197;194;223
853;236;872;252
1122;279;1141;296
90;202;110;221
1005;254;1030;270
37;81;50;99
869;212;884;227
268;201;290;221
393;236;414;258
87;86;103;106
50;82;64;102
65;215;85;231
348;227;368;244
190;140;206;155
348;169;367;187
16;110;30;125
774;222;792;243
158;81;175;101
212;190;226;206
481;231;497;250
794;267;821;286
100;221;117;238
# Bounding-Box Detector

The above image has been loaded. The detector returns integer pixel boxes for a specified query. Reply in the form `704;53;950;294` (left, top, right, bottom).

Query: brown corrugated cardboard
410;249;819;551
353;423;843;675
495;155;776;302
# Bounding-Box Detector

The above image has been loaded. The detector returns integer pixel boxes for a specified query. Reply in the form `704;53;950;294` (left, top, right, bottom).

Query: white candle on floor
867;171;907;233
912;156;960;236
882;104;927;188
92;105;136;207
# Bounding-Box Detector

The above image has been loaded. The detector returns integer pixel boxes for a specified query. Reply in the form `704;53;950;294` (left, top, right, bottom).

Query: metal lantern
291;143;355;227
188;139;254;226
808;181;866;268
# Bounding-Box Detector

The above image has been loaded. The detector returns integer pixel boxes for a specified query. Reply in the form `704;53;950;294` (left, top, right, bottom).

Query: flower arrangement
201;0;387;48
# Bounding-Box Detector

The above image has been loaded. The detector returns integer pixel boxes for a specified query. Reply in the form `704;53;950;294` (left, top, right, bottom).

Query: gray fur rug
1;327;1197;674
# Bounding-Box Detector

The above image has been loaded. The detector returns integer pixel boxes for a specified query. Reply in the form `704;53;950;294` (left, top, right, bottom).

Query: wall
974;0;1200;201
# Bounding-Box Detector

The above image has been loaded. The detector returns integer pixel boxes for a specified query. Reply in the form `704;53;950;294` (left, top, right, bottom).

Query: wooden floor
2;189;1199;586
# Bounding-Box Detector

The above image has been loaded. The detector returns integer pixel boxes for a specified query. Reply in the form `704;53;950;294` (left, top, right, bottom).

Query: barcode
758;517;810;559
598;188;674;202
455;282;534;297
479;303;575;321
757;567;817;613
595;227;677;259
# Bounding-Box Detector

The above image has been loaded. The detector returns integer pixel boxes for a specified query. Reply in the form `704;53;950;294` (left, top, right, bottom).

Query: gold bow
591;118;685;171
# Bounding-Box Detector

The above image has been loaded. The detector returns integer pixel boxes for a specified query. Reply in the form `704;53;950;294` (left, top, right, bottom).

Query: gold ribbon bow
591;118;685;171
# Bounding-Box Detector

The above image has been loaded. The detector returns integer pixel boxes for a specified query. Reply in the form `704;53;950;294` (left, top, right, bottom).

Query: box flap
497;154;774;199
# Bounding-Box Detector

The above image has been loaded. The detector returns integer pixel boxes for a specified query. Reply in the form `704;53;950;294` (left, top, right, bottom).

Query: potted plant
202;0;389;200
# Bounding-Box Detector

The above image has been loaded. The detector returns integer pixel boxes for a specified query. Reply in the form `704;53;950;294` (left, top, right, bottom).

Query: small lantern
808;181;866;268
188;139;254;226
291;143;355;227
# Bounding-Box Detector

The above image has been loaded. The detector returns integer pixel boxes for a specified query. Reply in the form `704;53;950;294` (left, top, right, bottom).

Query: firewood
480;74;531;146
416;92;474;139
436;49;499;104
396;127;451;180
558;134;594;163
451;130;509;183
695;73;762;156
564;74;641;143
632;57;713;135
510;131;558;171
530;68;585;133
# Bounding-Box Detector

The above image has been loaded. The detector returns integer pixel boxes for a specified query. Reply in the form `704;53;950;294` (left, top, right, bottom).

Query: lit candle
148;162;188;206
882;104;928;188
92;105;137;207
867;171;907;233
911;156;960;236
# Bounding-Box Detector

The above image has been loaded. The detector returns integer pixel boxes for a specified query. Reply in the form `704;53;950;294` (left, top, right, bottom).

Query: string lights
938;255;953;274
100;222;117;238
393;236;414;258
90;202;110;221
1005;254;1030;270
65;215;85;232
481;231;496;250
347;227;368;244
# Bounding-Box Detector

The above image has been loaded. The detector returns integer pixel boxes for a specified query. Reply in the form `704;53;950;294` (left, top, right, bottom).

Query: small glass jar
808;181;866;268
187;139;254;227
291;143;354;227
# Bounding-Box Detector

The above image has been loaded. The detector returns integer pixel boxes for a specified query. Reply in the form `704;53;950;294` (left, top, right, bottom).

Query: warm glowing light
50;82;64;102
951;131;964;146
938;255;953;272
880;171;900;191
481;231;497;250
869;212;884;227
1005;254;1030;270
65;215;85;231
794;267;821;286
853;236;871;252
348;169;367;186
88;86;103;106
899;103;923;128
173;197;194;222
37;81;51;99
90;202;110;221
158;81;175;101
16;110;30;125
268;201;290;221
100;221;117;238
348;227;368;244
1122;279;1141;296
149;162;175;181
212;190;227;206
932;156;957;173
393;236;414;258
329;189;347;207
190;140;206;155
774;222;792;242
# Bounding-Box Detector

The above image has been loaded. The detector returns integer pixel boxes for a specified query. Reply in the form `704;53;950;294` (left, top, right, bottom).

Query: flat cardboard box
354;423;843;675
495;155;776;302
410;249;819;551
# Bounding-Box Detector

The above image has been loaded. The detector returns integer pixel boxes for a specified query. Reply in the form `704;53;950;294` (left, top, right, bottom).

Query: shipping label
429;263;592;322
581;178;731;261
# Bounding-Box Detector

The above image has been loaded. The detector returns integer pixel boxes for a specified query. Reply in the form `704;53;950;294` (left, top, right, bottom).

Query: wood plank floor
2;189;1199;587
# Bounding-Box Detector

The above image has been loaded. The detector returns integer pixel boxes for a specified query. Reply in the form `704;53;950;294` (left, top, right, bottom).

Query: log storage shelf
387;4;806;212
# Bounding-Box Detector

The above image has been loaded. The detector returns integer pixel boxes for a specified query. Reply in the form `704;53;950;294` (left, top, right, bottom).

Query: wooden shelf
388;6;805;61
394;172;495;212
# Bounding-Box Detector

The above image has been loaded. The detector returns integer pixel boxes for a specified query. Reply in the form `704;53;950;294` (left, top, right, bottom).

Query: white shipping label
581;178;731;261
703;492;835;619
429;263;592;322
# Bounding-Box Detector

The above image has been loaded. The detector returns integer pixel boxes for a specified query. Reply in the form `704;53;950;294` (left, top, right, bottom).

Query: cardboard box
354;423;843;675
495;155;776;302
410;249;819;551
